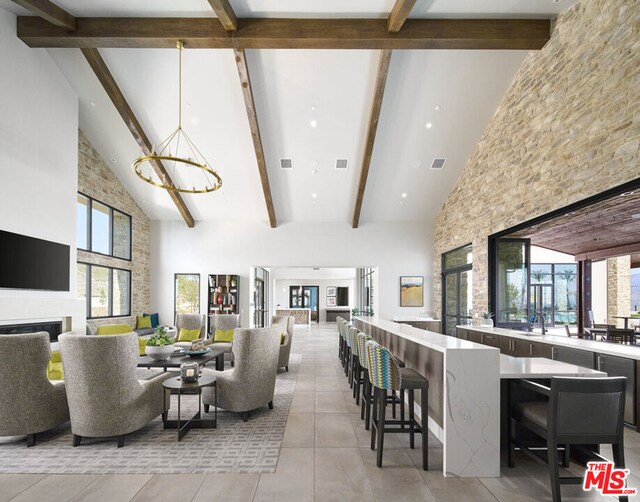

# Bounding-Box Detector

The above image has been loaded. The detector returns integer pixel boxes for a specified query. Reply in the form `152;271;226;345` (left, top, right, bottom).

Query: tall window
357;268;376;315
77;192;131;260
632;267;640;313
78;262;131;319
175;274;200;319
442;244;473;336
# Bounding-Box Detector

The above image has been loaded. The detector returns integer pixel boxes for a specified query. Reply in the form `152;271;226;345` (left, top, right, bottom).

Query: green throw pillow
137;316;152;329
214;328;234;343
178;328;201;342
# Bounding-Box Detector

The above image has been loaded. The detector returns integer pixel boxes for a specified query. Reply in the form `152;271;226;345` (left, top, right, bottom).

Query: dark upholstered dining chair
509;377;628;502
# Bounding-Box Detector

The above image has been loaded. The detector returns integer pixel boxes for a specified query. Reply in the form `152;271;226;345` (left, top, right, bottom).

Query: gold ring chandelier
132;41;222;194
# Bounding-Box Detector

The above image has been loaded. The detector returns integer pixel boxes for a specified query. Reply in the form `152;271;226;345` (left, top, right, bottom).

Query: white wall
274;278;355;323
151;220;433;327
0;9;84;330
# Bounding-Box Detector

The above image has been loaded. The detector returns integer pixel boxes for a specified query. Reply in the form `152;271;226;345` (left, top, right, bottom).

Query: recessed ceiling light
621;191;635;197
186;103;192;108
425;122;433;129
110;157;117;163
632;213;640;219
401;193;407;198
434;105;440;111
89;101;96;107
311;193;317;198
311;105;317;112
310;120;318;128
311;169;319;175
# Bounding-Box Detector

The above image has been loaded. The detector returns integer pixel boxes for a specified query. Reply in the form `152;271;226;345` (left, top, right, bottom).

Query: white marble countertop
356;316;496;354
500;354;607;379
392;317;440;322
461;325;640;361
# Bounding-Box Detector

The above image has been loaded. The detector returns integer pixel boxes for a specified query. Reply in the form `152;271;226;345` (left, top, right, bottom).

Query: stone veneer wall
607;256;631;327
433;0;640;318
77;130;151;331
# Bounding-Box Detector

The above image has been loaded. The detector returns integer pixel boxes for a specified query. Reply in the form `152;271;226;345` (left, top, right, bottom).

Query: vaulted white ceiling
1;0;580;225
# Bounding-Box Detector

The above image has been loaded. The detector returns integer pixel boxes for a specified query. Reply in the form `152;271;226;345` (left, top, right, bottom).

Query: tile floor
1;322;638;501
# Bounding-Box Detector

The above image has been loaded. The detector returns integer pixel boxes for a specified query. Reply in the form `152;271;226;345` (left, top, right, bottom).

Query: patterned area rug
0;355;299;474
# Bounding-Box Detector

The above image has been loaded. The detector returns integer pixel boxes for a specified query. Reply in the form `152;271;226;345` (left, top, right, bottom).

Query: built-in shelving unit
207;274;239;320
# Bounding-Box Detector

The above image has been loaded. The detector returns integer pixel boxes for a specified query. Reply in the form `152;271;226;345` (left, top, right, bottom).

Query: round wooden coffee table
162;374;217;441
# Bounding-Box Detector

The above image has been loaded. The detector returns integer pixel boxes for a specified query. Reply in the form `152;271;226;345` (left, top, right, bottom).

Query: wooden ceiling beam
352;49;393;229
206;0;237;32
17;17;550;50
11;0;75;30
387;0;418;32
233;49;277;228
81;48;195;228
575;242;640;263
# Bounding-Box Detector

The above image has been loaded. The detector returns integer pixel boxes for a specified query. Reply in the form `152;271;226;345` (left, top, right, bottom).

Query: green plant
351;307;360;317
146;331;174;347
154;326;167;336
481;311;494;320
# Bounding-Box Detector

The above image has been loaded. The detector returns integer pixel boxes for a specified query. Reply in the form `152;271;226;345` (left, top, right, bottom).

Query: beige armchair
58;332;170;448
175;313;207;341
0;332;69;447
205;314;240;366
202;327;280;421
271;315;295;372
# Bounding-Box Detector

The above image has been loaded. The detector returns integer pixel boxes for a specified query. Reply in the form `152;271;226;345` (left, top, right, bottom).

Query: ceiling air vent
430;158;447;170
335;158;349;170
280;158;293;169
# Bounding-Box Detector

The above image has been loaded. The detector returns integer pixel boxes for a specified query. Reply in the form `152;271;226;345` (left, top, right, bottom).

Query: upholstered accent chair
271;315;295;372
175;313;207;341
58;332;170;448
204;314;240;366
0;332;70;447
202;327;280;421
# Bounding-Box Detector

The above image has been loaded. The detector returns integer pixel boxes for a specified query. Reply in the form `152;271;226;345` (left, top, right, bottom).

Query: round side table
162;373;217;441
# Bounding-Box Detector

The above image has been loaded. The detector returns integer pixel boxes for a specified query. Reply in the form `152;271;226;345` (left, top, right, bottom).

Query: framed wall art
400;276;424;307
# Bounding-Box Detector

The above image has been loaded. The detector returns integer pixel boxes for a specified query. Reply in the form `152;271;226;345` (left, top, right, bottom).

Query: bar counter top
460;325;640;361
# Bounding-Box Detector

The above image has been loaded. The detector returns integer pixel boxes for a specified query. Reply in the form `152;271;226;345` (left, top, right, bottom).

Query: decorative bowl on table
185;348;211;357
145;344;175;361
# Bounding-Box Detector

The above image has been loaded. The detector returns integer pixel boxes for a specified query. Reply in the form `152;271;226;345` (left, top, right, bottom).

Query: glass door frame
441;243;473;337
489;237;531;330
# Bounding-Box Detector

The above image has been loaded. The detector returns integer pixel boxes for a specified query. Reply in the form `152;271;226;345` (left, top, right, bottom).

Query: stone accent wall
433;0;640;318
77;130;151;331
607;256;631;327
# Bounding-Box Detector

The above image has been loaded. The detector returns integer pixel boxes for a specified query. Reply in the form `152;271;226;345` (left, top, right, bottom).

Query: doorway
441;244;473;336
290;285;320;323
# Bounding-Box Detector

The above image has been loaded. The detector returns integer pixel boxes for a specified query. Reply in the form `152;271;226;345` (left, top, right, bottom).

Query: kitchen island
458;325;640;428
355;317;610;478
275;308;311;325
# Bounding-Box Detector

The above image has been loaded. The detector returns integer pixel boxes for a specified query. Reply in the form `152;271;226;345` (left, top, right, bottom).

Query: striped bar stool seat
366;339;429;470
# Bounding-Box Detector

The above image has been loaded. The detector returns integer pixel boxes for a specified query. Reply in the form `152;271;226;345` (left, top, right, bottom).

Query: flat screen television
0;229;70;291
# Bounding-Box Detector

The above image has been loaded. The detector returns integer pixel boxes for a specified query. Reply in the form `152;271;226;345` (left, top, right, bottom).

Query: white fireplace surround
0;296;85;336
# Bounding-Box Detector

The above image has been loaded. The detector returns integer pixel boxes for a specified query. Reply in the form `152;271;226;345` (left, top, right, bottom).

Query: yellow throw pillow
178;328;201;342
137;316;152;329
47;350;64;380
214;328;234;343
97;324;133;335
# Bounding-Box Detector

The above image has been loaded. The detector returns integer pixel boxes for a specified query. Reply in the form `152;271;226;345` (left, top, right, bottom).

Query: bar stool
336;317;345;363
343;322;354;378
348;326;365;399
357;331;375;429
366;339;429;470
